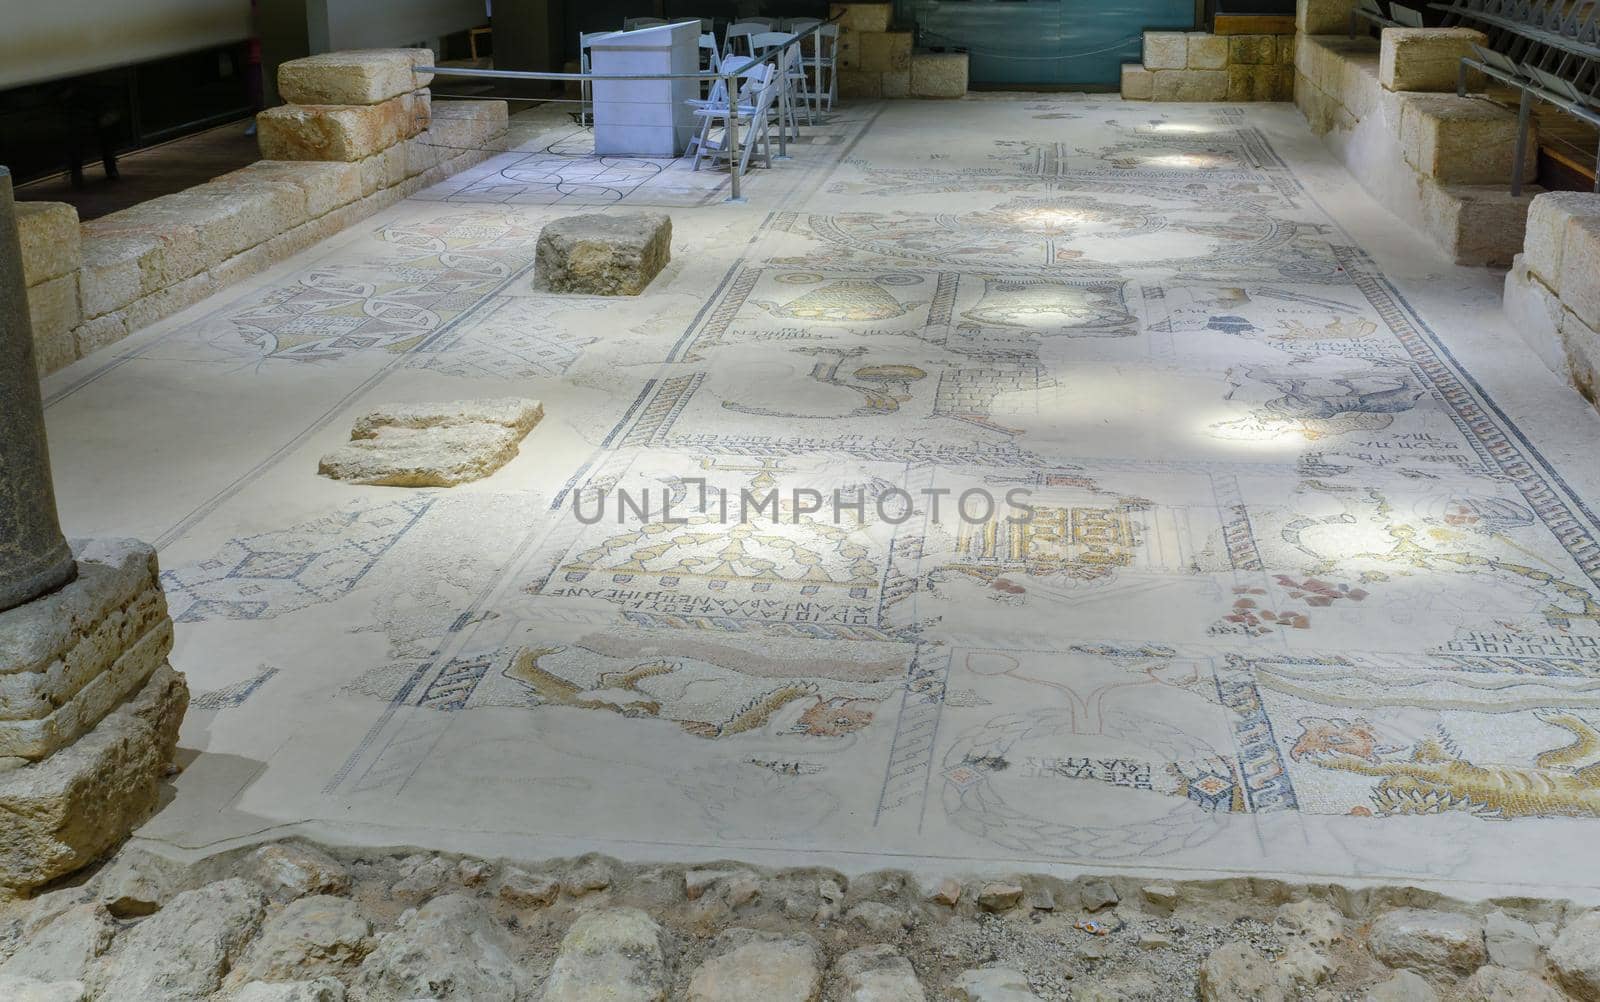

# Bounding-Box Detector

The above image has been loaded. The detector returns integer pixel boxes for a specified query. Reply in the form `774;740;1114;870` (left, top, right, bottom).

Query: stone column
0;167;76;611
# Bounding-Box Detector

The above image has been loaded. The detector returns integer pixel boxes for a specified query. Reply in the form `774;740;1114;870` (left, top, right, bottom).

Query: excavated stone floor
32;95;1600;925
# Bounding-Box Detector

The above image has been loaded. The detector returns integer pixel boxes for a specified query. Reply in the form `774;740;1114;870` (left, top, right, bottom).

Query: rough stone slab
278;48;433;106
830;2;892;33
231;895;372;983
836;945;926;1001
353;894;521;1000
254;843;351;901
686;931;820;1002
911;52;967;98
1399;94;1532;185
0;903;114;983
1550;910;1600;999
0;977;85;1002
1558;216;1600;331
1152;69;1229;101
16;202;80;287
1297;0;1360;35
89;878;265;1000
320;398;543;487
1143;32;1188;70
1121;63;1154;100
1230;34;1279;65
953;968;1040;1001
1525;191;1600;291
0;663;187;892
542;907;668;1002
858;31;912;73
1187;32;1229;70
1369;908;1486;976
1380;27;1485;92
257;91;428;163
535;212;672;296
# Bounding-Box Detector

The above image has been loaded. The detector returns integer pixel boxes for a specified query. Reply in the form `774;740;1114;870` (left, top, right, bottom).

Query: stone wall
1292;4;1537;265
1122;30;1295;102
1504;193;1600;404
18;48;508;377
829;2;969;99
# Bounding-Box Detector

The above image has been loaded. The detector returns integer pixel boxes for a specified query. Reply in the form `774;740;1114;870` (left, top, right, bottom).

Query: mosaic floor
41;98;1600;900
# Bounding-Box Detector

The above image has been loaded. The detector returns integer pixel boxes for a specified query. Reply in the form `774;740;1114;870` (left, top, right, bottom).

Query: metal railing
417;15;839;202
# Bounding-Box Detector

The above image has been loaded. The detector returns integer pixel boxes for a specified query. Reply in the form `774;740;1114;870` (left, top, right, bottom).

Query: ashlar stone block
1152;69;1229;101
278;48;433;106
78;227;202;316
1143;32;1188;70
1399;94;1532;185
911;52;968;98
858;31;912;73
256;91;428;163
1230;34;1279;65
535;212;672;296
829;3;892;34
25;273;81;364
1121;63;1154;101
881;69;910;98
1229;64;1293;101
427;99;510;153
1525;191;1600;291
216;161;364;219
1297;0;1360;35
1380;27;1486;92
1187;33;1230;70
1561;216;1600;331
16;202;80;287
838;69;883;99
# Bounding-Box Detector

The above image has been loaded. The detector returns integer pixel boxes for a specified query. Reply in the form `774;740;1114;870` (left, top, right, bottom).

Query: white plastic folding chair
806;23;839;112
723;21;767;61
785;17;822;33
690;63;777;173
751;31;811;131
697;31;723;100
623;16;667;28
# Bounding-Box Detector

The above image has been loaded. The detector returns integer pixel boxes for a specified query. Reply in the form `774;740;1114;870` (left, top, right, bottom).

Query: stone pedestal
0;538;188;893
0;169;76;612
534;213;672;295
588;23;702;157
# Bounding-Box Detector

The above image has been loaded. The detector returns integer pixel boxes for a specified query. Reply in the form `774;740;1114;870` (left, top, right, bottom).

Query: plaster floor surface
39;97;1600;903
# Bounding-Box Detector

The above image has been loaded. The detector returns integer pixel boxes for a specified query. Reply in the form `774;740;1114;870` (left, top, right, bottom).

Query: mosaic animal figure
1290;713;1600;818
1218;366;1427;440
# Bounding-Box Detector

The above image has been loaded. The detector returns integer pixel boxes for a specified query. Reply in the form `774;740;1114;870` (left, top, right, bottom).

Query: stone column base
0;538;188;894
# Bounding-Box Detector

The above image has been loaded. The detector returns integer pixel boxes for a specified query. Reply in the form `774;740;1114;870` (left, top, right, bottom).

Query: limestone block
319;398;544;488
216;161;364;219
1152;69;1229;102
78;227;202;313
911;52;968;98
534;212;671;296
89;879;264;1000
1560;216;1600;331
1400;94;1533;185
839;69;883;99
1230;34;1278;65
1278;34;1296;65
0;663;187;892
134;178;307;264
0;538;173;761
1380;27;1486;92
256;91;425;163
26;273;81;356
542;908;668;1002
1187;33;1229;70
1422;179;1536;266
1524;192;1600;289
15;202;80;287
1564;302;1600;406
881;70;910;98
1121;63;1154;101
1229;64;1293;101
278;48;433;105
428;99;510;153
33;326;75;377
687;932;821;1002
858;31;912;73
1297;0;1359;35
1143;32;1188;70
122;270;219;334
72;314;127;358
830;3;892;34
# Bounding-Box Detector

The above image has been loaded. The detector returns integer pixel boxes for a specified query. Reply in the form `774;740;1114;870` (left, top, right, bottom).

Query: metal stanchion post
726;71;744;202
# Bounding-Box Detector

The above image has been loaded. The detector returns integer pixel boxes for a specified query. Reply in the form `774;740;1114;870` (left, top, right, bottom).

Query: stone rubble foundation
2;842;1598;1001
